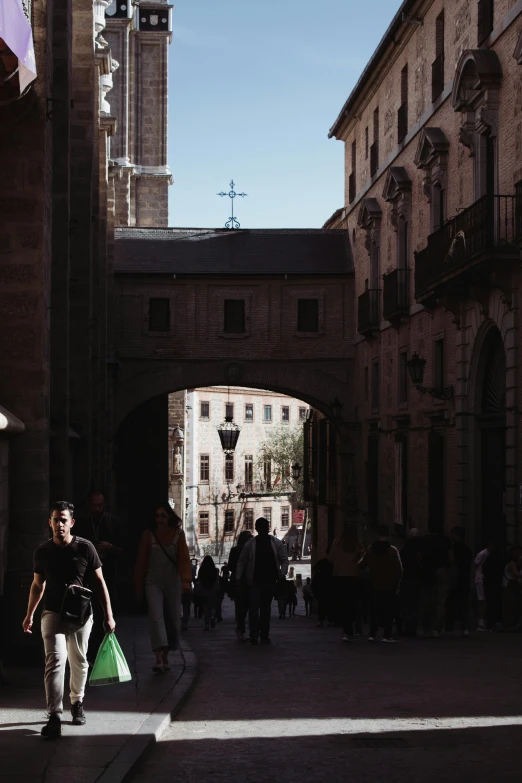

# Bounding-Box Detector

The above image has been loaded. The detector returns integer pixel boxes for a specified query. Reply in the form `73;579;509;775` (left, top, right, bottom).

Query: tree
257;424;304;503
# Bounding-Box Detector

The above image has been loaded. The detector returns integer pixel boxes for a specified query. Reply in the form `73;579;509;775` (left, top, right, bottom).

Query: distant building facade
183;387;309;557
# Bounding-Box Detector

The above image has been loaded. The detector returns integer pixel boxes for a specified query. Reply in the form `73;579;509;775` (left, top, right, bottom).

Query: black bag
60;584;93;626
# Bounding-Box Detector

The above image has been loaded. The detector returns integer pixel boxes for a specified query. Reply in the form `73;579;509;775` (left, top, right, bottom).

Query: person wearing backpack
134;503;192;673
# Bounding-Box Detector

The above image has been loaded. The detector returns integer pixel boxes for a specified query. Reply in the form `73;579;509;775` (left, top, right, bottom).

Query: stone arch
115;359;353;430
451;49;502;112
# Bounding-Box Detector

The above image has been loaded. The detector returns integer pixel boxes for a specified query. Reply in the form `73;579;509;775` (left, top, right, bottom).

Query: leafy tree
256;424;304;503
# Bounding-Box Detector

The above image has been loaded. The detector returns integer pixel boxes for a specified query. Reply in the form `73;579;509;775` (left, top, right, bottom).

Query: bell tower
105;0;173;227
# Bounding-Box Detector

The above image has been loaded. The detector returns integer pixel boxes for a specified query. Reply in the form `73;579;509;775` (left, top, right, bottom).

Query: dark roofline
328;0;418;140
114;270;353;278
114;227;347;234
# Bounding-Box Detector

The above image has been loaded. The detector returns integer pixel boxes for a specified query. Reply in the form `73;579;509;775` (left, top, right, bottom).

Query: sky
168;0;398;229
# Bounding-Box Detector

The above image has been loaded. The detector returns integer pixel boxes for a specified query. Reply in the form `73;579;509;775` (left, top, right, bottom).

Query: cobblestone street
130;598;522;783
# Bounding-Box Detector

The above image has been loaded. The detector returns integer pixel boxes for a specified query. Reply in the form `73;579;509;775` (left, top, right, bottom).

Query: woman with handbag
134;503;192;672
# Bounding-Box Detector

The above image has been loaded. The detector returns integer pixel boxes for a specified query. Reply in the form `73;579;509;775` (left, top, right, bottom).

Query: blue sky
168;0;397;228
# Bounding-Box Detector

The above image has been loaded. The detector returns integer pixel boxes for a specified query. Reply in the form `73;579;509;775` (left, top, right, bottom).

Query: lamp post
407;351;454;400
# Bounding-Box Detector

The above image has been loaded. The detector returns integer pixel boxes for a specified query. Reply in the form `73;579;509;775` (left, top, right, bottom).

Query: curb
95;640;198;783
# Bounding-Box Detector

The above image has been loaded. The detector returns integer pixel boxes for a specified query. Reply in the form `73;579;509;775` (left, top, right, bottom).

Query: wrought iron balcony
383;268;409;325
397;103;408;143
414;194;522;305
431;53;444;102
357;288;380;337
370;142;379;177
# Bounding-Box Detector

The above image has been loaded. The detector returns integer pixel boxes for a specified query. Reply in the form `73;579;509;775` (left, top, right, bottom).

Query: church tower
105;0;173;227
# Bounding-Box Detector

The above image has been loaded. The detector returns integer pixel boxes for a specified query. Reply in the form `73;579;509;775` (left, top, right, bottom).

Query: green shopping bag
89;633;132;686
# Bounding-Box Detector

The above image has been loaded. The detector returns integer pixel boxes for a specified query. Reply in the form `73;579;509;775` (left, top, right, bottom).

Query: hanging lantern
291;462;302;481
407;352;426;387
217;415;241;454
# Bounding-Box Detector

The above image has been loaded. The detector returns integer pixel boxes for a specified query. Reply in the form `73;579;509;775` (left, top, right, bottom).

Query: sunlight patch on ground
168;716;522;740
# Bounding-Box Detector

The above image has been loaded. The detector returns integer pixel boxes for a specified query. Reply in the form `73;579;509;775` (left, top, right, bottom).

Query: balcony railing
397;103;408;143
358;288;380;336
431;53;444;102
415;194;522;299
370;142;379;177
348;172;356;204
383;268;409;323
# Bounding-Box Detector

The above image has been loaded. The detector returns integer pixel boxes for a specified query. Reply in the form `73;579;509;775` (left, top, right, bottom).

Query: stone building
326;0;522;551
0;0;173;654
183;387;309;557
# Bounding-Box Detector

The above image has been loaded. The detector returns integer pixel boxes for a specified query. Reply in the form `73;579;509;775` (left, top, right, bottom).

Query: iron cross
217;179;247;229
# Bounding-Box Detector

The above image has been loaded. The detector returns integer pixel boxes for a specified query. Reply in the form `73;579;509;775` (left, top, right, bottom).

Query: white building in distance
184;386;309;558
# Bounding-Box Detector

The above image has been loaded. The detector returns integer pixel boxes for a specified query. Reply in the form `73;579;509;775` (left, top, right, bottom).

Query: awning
0;0;36;95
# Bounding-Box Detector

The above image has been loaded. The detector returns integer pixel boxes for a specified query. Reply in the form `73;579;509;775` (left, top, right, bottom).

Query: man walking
23;501;116;738
362;524;403;643
236;517;288;644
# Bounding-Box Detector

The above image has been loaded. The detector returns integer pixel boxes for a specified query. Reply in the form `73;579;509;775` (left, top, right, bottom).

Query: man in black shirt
23;500;116;738
236;517;289;644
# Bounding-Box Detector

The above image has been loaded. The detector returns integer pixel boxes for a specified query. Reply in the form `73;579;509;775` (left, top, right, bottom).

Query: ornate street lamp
217;414;241;454
331;398;344;420
407;351;454;401
291;462;302;482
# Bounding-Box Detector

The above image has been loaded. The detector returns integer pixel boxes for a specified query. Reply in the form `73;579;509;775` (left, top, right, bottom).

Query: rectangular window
199;455;210;483
399;350;408;404
199;512;209;536
398;65;408;143
200;401;210;419
371;360;379;412
148;298;170;331
299;407;307;421
245;455;253;487
365;126;369;159
434;338;444;392
364;366;369;400
478;0;494;45
225;402;234;420
281;406;290;423
297;298;319;332
370;107;379;175
263;459;272;489
225;453;234;482
281;506;290;528
349;140;356;203
224;510;235;534
245;403;254;421
262;507;272;524
244;509;254;531
263;405;272;422
432;11;445;102
224;299;246;333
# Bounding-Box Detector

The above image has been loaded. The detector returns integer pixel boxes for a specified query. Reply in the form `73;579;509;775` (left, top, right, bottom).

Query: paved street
0;617;192;783
131;597;522;783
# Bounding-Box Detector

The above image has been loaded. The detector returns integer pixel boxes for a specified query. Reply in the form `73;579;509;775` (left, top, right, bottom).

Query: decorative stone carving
382;166;412;231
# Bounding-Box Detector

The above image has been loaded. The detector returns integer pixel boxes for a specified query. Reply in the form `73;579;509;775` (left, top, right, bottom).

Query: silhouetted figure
302;577;313;616
362;524;402;643
228;530;253;640
420;532;451;636
236;517;289;645
311;553;334;627
194;556;220;631
329;522;364;642
445;526;472;636
399;528;422;637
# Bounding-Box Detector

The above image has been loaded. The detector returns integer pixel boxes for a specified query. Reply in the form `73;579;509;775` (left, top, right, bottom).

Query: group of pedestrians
311;522;522;643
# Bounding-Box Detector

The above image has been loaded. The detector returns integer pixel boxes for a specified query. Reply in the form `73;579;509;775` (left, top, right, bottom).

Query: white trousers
41;610;93;715
145;580;180;651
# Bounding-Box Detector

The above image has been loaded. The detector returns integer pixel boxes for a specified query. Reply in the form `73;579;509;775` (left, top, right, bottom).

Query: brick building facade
325;0;522;552
0;0;173;654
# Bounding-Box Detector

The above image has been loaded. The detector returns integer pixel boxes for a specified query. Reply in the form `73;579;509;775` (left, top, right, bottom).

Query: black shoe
260;637;271;645
249;636;259;645
41;714;61;738
71;701;86;726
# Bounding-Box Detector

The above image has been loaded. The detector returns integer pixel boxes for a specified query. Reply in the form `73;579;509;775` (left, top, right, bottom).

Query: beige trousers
41;609;93;715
